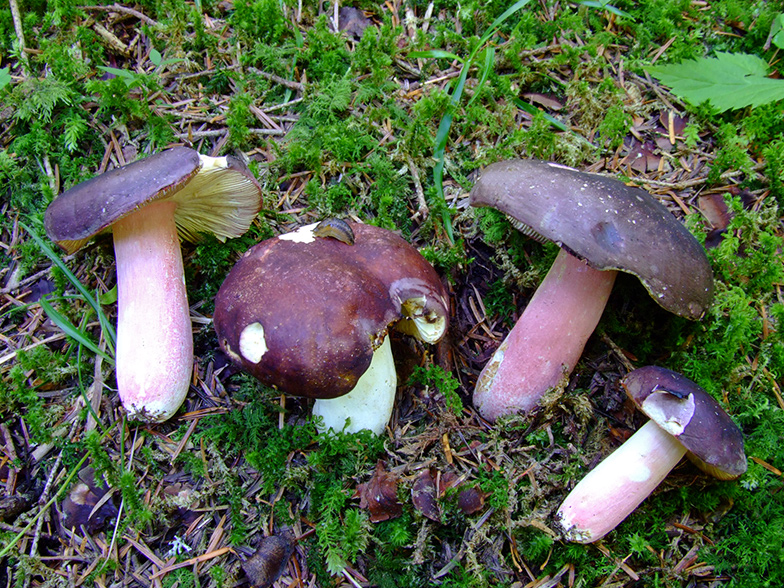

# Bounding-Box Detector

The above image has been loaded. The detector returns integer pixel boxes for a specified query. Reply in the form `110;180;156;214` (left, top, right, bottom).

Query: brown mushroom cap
621;366;747;480
44;146;262;253
213;222;449;399
469;159;714;319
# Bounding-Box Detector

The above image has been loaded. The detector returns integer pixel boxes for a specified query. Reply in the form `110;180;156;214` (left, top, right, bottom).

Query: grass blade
20;222;117;350
513;97;571;132
574;1;632;18
409;50;463;62
467;47;496;108
39;296;115;364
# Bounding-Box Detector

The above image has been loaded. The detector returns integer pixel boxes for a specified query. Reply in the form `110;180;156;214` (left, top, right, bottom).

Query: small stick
1;423;19;494
9;0;29;73
80;3;159;26
406;156;429;220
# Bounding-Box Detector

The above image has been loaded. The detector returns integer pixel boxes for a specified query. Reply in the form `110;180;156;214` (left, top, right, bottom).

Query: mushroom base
556;419;688;543
474;249;617;421
312;337;396;436
113;200;193;422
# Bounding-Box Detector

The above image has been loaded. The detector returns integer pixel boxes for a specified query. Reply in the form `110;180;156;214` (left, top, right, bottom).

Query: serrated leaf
773;14;784;50
646;52;784;112
0;67;11;91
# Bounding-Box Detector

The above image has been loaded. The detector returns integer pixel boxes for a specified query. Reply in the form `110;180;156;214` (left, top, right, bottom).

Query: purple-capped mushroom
470;159;714;421
556;366;746;543
213;220;449;435
45;147;262;422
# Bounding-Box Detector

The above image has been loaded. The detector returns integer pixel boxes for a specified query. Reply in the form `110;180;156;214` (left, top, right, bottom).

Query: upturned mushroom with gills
469;159;714;421
556;366;746;543
212;219;449;436
44;147;263;422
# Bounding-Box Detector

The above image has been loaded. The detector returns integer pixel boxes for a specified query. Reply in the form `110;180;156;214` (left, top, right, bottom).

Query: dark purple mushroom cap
469;159;714;319
45;146;262;253
621;366;747;480
213;221;449;399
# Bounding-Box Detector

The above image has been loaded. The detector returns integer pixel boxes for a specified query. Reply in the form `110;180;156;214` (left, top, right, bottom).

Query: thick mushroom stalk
556;366;746;543
474;249;617;421
469;159;714;421
113;200;193;422
313;337;396;435
556;420;687;543
44;147;263;422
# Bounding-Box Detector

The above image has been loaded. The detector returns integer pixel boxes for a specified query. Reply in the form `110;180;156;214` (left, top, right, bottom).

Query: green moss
186;228;271;312
226;92;255;150
230;0;289;44
409;364;463;415
597;104;632;150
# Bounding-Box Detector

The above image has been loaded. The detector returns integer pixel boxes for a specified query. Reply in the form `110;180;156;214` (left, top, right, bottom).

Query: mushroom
469;159;714;421
556;366;746;543
44;147;263;422
212;220;449;435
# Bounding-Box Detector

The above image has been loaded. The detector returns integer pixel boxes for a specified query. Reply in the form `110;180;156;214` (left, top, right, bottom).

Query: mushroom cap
621;366;747;480
44;147;262;254
469;159;714;319
213;221;449;399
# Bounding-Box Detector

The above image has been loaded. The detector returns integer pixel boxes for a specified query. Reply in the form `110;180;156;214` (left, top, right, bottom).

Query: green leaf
150;48;163;67
408;50;462;62
96;65;140;86
574;0;632;18
646;52;784;112
772;14;784;50
98;285;118;305
0;67;11;91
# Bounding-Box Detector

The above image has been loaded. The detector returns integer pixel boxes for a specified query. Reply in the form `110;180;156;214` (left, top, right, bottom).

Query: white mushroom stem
312;337;396;436
556;420;687;543
112;200;193;422
474;249;617;421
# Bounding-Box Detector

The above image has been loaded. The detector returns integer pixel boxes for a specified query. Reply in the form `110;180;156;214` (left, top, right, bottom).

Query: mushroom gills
396;296;447;343
506;216;549;244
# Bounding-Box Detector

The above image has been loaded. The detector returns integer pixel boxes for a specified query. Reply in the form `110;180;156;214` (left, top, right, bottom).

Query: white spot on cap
198;154;229;171
279;223;318;244
546;162;576;171
239;322;268;363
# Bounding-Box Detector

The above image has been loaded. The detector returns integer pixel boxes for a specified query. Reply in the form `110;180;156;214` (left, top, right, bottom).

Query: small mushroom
213;221;449;435
44;147;262;422
556;366;746;543
469;159;714;421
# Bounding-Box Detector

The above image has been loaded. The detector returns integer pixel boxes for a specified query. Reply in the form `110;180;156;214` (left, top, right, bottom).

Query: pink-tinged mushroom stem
112;200;193;422
556;419;687;543
474;249;617;421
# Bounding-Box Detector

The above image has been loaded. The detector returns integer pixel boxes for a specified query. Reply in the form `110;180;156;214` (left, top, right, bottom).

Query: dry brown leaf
358;460;402;522
241;530;296;588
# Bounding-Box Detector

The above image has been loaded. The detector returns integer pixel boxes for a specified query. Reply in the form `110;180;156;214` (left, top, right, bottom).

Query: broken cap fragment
470;159;714;421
